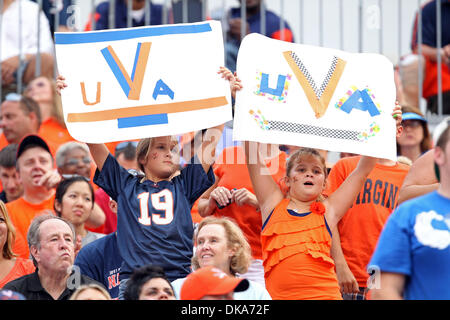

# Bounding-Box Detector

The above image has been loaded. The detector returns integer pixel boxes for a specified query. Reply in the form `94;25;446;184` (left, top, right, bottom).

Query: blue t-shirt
369;191;450;300
95;0;163;30
416;0;450;48
94;154;214;281
74;233;122;299
228;7;294;44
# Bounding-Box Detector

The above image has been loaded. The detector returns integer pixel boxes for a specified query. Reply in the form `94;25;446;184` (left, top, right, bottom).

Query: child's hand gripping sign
55;21;232;143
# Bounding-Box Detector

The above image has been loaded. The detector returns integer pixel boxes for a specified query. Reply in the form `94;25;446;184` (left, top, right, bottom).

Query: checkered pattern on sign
289;52;338;99
268;120;360;141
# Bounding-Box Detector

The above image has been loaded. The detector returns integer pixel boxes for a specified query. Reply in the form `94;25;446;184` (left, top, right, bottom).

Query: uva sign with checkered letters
54;21;232;143
233;33;397;161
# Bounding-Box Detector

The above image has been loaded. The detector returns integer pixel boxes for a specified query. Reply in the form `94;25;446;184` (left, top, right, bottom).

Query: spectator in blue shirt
368;117;450;300
74;198;122;299
93;0;163;30
224;0;294;72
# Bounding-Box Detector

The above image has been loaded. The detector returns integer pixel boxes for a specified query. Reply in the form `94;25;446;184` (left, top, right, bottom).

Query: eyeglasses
61;174;90;182
64;157;91;166
115;141;138;153
402;120;423;129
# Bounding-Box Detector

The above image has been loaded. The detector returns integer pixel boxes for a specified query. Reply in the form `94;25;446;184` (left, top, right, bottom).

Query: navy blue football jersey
94;154;214;281
75;233;122;299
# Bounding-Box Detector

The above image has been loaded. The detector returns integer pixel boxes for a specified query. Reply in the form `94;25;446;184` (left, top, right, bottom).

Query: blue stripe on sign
130;43;142;82
55;23;212;45
100;47;130;97
117;114;169;128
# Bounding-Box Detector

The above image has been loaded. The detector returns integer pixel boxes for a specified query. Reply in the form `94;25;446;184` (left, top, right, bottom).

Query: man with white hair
369;117;450;299
3;214;103;300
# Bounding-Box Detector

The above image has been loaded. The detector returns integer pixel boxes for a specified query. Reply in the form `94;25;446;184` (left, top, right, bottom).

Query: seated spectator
1;0;54;89
6;135;61;246
30;0;74;34
0;144;23;203
54;176;104;248
222;0;294;72
69;283;112;300
24;76;75;153
171;216;271;300
0;93;42;151
396;106;432;163
88;0;163;31
124;265;176;300
55;142;92;180
411;0;450;114
2;214;103;300
74;198;122;299
0;201;35;288
180;265;249;300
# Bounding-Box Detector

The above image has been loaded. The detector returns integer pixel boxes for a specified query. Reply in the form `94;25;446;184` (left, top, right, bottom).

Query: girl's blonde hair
285;147;328;202
191;217;252;276
0;201;17;259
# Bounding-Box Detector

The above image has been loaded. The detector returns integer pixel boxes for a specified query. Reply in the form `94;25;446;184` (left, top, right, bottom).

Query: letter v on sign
101;42;151;100
283;51;346;118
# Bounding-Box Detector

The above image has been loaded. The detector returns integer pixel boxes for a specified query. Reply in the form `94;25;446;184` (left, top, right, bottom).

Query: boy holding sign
56;67;242;299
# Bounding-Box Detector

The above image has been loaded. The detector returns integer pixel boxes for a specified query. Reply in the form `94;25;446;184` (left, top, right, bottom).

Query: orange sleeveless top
261;198;341;300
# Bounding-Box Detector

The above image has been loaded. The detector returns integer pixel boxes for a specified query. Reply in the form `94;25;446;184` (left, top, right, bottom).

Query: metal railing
0;0;446;119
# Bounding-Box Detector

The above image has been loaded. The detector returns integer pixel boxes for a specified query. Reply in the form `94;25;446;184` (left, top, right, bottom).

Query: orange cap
180;266;249;300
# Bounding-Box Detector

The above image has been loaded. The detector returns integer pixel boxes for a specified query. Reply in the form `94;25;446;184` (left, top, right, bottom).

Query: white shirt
1;0;54;62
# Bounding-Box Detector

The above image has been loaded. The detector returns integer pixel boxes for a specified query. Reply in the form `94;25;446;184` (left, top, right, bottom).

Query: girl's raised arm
244;141;284;223
195;67;243;174
325;156;377;229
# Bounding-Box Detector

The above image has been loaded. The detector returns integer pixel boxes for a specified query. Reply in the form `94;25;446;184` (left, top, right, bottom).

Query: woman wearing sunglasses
396;105;432;163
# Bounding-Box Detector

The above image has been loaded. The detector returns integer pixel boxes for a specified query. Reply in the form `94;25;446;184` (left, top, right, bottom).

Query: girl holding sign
57;67;243;299
244;106;402;300
245;144;376;300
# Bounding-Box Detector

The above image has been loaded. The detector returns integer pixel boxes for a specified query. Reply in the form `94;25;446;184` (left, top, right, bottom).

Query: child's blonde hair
285;147;328;202
136;136;178;173
191;217;252;276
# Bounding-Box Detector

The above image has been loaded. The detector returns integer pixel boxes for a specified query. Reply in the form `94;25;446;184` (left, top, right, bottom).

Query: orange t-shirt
261;198;341;300
212;146;287;260
324;156;410;287
12;230;30;260
0;258;35;288
0;134;8;152
38;117;75;156
6;194;56;244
